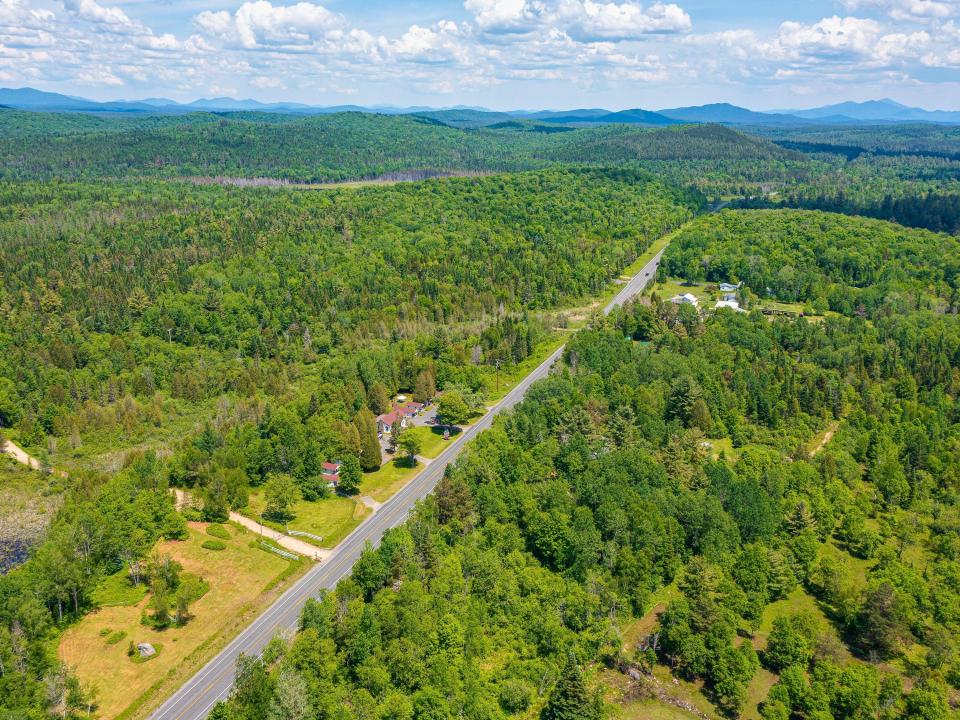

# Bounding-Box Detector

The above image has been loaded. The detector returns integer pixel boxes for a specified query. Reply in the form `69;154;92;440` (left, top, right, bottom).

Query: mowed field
59;522;302;720
243;490;372;548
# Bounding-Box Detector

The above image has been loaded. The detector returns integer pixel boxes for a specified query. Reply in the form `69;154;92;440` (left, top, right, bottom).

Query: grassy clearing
804;421;839;457
403;425;460;459
91;572;149;607
623;583;679;649
705;437;738;462
59;522;303;720
607;584;721;720
742;668;779;720
40;396;218;475
651;279;712;304
243;490;371;548
818;540;873;591
360;460;419;503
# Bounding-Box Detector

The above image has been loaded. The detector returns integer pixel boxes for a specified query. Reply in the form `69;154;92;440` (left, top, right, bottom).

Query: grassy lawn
705;437;737;462
91;572;149;607
360;460;419;503
243;490;371;548
404;425;461;459
804;421;839;457
651;279;712;305
59;522;303;720
742;668;779;720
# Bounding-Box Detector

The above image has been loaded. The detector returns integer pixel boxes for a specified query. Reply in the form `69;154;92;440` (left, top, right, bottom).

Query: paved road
147;245;666;720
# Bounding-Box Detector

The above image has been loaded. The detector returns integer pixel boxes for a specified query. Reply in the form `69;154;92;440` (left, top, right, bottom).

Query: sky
2;0;959;110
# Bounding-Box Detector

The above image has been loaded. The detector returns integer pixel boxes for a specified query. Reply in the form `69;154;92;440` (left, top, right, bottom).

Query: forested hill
210;208;960;720
0;167;701;717
0;109;801;182
0;167;698;468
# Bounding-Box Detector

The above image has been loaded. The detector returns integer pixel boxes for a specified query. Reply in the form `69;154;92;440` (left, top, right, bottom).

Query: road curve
147;244;667;720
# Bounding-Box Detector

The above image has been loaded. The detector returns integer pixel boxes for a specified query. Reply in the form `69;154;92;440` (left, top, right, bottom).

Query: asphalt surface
147;246;665;720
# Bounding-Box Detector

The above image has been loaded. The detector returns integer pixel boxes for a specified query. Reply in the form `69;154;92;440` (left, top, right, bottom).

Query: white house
714;299;744;312
670;293;699;307
719;282;742;293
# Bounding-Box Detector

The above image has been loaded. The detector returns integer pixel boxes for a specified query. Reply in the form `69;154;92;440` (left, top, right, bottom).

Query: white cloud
569;1;691;40
62;0;143;33
0;0;55;28
392;21;470;63
135;33;180;50
921;46;960;65
194;10;232;37
464;0;549;34
688;14;933;75
464;0;690;39
195;1;345;48
843;0;959;20
776;16;882;59
251;75;284;89
77;64;123;85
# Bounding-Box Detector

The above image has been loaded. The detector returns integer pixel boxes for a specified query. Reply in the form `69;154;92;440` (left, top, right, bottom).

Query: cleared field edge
116;554;307;720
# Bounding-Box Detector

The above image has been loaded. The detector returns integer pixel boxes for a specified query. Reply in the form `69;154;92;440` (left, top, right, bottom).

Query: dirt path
0;443;330;562
229;512;331;561
172;489;330;561
808;422;839;457
1;438;68;477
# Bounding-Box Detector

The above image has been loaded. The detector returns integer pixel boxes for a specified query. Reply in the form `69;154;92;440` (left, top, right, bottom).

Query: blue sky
2;0;959;109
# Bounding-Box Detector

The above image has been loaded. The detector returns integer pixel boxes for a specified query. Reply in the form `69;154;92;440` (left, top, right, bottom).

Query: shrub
202;539;226;551
206;524;230;540
106;630;127;645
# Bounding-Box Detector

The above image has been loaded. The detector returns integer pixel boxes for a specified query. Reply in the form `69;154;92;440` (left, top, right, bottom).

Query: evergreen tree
368;382;391;416
540;655;601;720
354;408;381;472
338;455;362;496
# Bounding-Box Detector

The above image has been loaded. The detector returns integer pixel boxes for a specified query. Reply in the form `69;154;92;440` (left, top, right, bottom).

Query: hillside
0;109;803;182
205;209;960;720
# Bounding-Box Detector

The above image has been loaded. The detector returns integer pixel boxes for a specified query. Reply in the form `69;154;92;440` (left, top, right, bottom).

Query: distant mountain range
773;98;960;124
1;87;959;126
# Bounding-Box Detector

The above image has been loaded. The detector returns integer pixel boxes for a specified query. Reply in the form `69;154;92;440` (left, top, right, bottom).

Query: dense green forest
0;169;696;448
0;110;802;183
0;168;700;718
4;110;960;720
755;124;960;157
206;208;960;720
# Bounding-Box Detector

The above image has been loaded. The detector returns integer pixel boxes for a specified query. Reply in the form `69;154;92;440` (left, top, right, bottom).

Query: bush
206;524;230;540
202;539;226;551
498;679;532;714
106;630;127;645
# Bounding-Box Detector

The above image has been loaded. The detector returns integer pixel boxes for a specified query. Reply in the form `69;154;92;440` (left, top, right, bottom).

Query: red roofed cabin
377;401;425;436
322;461;341;487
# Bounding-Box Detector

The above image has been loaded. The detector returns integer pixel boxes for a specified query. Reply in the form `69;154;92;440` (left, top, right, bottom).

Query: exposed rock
137;643;156;658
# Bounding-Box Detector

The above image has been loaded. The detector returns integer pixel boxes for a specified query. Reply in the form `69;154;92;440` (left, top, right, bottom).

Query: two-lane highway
147;243;667;720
